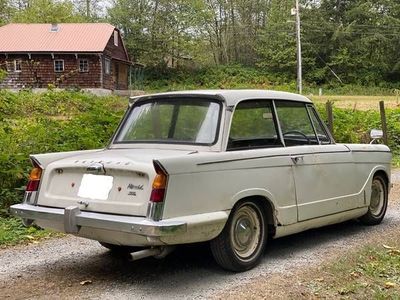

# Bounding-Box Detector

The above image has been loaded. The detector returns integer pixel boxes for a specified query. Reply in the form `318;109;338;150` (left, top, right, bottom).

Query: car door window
275;101;318;146
228;100;281;150
307;105;331;144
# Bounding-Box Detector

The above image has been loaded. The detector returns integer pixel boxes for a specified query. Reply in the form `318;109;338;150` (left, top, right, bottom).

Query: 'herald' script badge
127;184;144;190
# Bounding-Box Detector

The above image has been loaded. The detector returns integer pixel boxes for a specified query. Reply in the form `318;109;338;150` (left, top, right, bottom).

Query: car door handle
291;155;304;164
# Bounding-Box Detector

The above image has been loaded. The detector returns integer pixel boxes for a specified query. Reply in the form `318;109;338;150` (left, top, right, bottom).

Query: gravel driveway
1;171;400;300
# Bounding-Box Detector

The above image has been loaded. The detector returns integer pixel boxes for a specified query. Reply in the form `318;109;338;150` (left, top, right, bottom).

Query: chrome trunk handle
86;162;105;174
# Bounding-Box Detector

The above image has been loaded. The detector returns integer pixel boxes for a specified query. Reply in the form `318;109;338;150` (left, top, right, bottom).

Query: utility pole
295;0;302;94
86;0;90;19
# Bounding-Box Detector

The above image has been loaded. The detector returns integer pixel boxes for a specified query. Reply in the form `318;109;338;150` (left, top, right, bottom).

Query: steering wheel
283;130;311;144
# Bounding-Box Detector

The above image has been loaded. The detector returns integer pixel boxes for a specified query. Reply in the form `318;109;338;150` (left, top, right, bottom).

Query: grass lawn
311;95;400;110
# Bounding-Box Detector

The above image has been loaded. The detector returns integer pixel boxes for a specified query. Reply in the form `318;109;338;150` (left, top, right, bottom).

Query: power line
260;27;400;37
301;22;400;29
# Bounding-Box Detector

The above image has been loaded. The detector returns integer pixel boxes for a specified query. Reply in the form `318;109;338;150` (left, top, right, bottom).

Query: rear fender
363;165;391;205
230;188;279;226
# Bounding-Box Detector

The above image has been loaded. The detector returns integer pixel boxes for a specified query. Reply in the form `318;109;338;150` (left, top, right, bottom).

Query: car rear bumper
10;203;187;237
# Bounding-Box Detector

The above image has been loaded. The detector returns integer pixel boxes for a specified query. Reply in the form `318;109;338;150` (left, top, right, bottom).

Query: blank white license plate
78;174;113;200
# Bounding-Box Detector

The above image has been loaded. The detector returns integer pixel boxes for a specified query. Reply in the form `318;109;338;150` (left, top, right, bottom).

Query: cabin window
14;60;22;72
113;30;118;46
79;59;89;72
104;58;111;74
6;61;14;72
54;60;64;72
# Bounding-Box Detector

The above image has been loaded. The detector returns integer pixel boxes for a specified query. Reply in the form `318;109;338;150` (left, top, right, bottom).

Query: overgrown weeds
305;242;400;298
0;216;62;247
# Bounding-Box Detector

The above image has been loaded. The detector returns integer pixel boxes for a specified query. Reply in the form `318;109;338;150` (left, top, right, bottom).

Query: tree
0;0;14;25
200;0;270;65
302;0;400;84
12;0;85;23
108;0;206;67
71;0;106;21
256;0;296;81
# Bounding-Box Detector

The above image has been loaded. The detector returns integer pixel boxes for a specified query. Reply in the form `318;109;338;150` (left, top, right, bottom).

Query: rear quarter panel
158;148;298;225
344;143;392;203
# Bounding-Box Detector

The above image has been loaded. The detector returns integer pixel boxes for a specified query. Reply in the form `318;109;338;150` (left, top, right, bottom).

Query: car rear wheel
210;200;267;272
360;174;388;225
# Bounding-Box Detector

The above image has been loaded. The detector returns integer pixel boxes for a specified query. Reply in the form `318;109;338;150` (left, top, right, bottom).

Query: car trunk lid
35;149;189;216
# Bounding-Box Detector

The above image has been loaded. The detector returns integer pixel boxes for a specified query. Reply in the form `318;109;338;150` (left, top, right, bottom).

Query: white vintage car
11;90;391;272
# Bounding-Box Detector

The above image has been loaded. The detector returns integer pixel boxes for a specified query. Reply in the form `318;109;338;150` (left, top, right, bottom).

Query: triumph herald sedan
11;90;391;272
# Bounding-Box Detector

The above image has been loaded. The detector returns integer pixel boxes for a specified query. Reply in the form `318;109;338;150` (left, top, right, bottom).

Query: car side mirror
370;129;383;144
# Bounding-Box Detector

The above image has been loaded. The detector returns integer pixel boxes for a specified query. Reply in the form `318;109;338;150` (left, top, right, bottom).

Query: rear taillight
150;162;168;203
26;165;42;192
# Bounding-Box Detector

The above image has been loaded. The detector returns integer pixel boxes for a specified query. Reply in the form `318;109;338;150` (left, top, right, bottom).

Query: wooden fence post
379;101;388;145
325;101;334;137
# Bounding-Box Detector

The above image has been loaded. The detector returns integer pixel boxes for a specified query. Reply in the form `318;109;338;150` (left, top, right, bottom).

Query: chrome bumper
10;203;187;236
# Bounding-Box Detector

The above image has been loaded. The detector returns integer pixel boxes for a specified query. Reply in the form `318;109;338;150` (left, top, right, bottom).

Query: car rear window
115;98;222;145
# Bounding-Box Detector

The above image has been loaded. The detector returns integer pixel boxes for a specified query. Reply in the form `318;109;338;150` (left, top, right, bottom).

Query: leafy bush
0;90;126;214
143;65;397;96
0;69;6;82
316;104;400;166
144;65;278;91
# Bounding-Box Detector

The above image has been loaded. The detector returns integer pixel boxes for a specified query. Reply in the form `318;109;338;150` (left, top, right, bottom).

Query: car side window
307;105;331;144
275;101;319;146
228;100;281;151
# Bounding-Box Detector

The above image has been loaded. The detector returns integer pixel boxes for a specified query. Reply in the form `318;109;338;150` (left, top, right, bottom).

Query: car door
304;106;364;220
226;99;298;225
275;101;361;222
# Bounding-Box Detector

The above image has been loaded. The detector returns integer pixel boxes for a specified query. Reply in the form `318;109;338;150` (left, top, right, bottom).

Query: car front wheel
210;200;267;272
360;174;388;225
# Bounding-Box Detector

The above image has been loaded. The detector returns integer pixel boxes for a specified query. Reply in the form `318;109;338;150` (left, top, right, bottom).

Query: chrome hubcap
231;204;262;259
370;179;384;216
236;219;252;247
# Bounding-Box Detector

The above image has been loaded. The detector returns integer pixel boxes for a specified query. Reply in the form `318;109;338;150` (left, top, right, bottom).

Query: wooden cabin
0;23;132;90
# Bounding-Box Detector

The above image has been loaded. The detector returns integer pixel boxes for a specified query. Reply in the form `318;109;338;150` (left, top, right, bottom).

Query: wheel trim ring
370;179;385;216
230;204;263;260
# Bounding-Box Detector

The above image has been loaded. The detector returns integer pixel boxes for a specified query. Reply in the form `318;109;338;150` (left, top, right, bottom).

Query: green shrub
144;65;277;91
0;90;126;212
0;69;6;82
316;104;400;166
142;65;396;96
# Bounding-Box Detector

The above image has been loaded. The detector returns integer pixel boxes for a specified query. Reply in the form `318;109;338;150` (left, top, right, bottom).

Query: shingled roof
0;23;120;53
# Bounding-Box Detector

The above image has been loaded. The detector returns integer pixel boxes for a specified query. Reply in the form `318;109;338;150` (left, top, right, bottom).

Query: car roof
130;89;312;106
